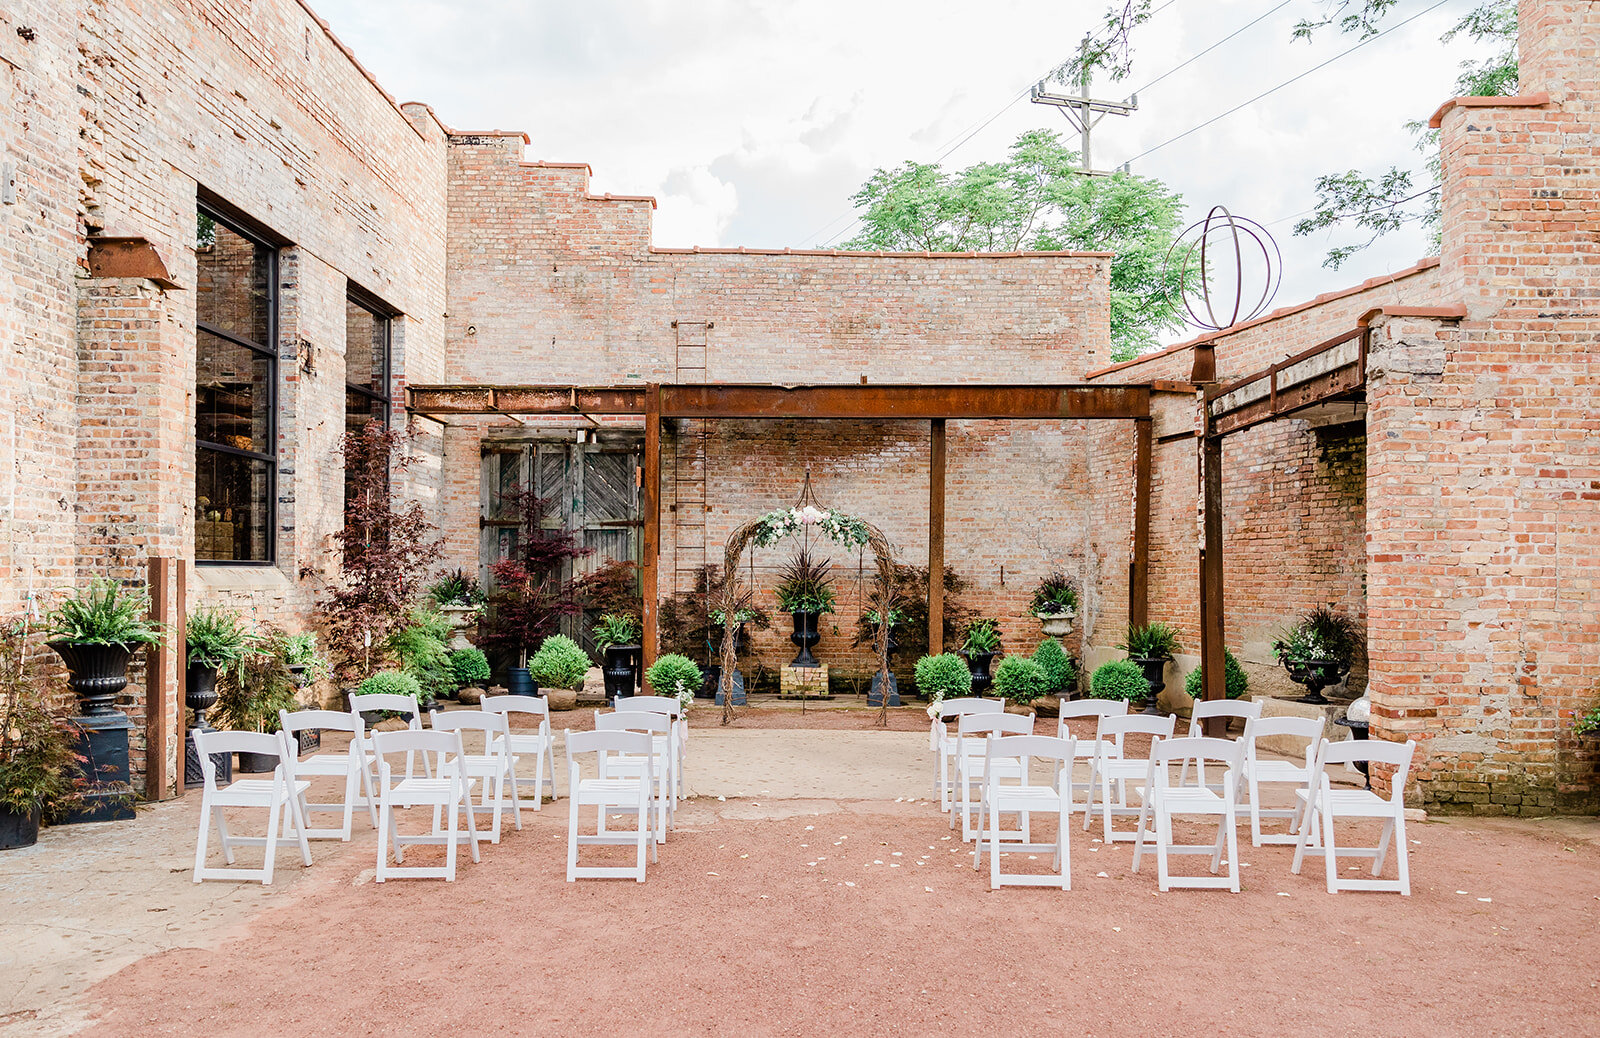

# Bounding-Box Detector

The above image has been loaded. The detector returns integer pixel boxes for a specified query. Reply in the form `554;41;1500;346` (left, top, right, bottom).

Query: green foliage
914;653;973;704
279;631;329;682
447;647;491;686
1272;606;1364;670
1184;648;1250;699
356;670;423;701
1030;572;1079;615
387;607;453;703
842;130;1185;360
185;607;252;670
1049;0;1154;84
1119;621;1182;660
1574;707;1600;738
861;608;904;626
528;634;591;691
961;617;1002;656
773;549;836;615
1032;638;1077;694
427;569;484;607
215;628;300;733
45;578;162;649
645;653;702;704
993;655;1049;706
591;613;643;652
0;619;89;818
1090;659;1150;702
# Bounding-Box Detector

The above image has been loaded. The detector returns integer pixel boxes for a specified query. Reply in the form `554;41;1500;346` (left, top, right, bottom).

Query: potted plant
644;653;702;710
1088;659;1150;704
447;647;492;693
1118;621;1181;714
914;652;973;713
773;549;835;668
482;485;588;698
863;606;905;706
353;670;424;726
428;569;485;650
215;629;301;773
280;631;328;691
1032;638;1077;700
1030;572;1079;639
44;578;162;718
387;606;455;709
527;634;590;701
592;612;644;700
1184;647;1250;700
1271;606;1363;705
992;655;1049;714
1576;706;1600;738
959;617;1002;695
1;619;93;850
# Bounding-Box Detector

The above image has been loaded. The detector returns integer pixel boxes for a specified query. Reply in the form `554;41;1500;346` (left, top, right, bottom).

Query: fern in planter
1119;622;1182;660
961;617;1002;655
591;613;643;652
45;579;162;649
186;607;253;671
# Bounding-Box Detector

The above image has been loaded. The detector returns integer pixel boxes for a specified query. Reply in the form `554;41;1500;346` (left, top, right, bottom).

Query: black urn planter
602;645;641;702
1286;657;1346;705
184;662;229;788
506;667;538;697
236;750;278;774
1130;656;1168;715
965;651;995;697
1334;717;1371;788
48;641;132;717
789;611;822;668
0;806;41;851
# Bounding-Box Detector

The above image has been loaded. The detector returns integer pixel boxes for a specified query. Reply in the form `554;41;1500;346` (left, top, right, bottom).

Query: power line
1126;0;1294;96
1123;0;1453;165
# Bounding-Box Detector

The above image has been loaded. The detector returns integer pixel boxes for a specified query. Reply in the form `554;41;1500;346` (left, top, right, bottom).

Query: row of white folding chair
614;695;688;801
931;698;1004;811
430;709;522;843
952;712;1034;841
1178;699;1263;790
565;729;658;881
970;734;1077;889
1057;699;1129;811
190;728;313;885
594;710;674;843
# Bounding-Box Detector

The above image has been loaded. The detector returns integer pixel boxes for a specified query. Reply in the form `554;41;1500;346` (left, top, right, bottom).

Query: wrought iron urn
965;651;995;696
47;641;131;717
789;610;822;668
1131;656;1168;715
185;662;220;728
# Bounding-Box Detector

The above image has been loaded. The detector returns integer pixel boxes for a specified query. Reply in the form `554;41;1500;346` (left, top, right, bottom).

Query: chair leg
635;787;649;882
1131;796;1150;873
1209;813;1227;873
444;786;458;882
1155;806;1173;893
1393;812;1411;896
215;809;236;865
341;767;358;840
1057;805;1070;890
261;797;282;886
288;791;314;866
376;798;390;882
988;798;1002;890
1372;817;1395;876
1248;776;1263;847
193;799;212;882
506;760;523;830
1321;799;1339;893
566;796;579;882
1225;801;1241;892
463;784;481;864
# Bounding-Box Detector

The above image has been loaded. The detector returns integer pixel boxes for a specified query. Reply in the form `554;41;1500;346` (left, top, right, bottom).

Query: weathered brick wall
1364;0;1600;814
441;137;1132;678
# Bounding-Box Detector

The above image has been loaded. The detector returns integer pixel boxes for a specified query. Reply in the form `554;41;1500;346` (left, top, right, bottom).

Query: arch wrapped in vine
717;505;897;726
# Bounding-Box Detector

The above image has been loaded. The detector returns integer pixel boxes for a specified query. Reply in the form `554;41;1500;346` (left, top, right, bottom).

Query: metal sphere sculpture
1165;205;1282;331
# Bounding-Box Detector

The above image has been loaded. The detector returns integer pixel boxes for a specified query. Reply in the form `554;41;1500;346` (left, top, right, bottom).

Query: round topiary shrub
447;647;491;687
1089;659;1150;702
1032;638;1076;694
1184;648;1249;699
355;670;424;701
914;652;972;705
993;655;1049;706
645;653;702;708
528;634;591;690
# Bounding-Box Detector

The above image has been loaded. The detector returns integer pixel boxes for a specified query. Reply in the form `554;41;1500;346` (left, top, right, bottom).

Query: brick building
1;0;1595;812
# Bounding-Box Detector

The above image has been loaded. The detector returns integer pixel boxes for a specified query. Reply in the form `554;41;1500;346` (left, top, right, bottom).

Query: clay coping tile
1084;256;1441;380
1428;92;1551;129
647;247;1114;259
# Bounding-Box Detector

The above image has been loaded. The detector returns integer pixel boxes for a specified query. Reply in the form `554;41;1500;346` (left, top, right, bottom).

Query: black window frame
194;197;282;567
344;283;395;428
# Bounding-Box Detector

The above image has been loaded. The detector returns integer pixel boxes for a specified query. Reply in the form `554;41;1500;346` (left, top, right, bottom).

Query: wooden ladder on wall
671;320;711;597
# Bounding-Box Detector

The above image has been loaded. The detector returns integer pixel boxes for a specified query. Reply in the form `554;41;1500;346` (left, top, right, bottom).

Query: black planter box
0;806;41;850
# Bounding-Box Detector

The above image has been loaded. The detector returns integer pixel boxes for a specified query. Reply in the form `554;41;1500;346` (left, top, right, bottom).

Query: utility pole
1030;36;1137;176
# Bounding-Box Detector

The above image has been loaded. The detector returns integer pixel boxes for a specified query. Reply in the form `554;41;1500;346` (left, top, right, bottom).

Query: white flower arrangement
753;505;870;549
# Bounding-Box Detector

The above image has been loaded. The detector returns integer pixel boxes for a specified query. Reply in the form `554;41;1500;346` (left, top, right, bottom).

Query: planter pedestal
867;671;900;707
62;711;136;824
708;665;747;706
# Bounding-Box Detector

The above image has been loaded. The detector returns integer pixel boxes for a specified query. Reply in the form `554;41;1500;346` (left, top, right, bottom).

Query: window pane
196;449;272;562
196;217;272;347
345;299;389;398
197;328;272;450
345;387;386;435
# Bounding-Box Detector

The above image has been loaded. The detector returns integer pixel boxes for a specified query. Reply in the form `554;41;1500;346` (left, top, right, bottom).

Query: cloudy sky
314;0;1500;339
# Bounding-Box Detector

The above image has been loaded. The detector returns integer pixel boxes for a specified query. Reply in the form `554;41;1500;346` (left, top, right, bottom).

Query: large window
344;289;393;511
195;205;277;564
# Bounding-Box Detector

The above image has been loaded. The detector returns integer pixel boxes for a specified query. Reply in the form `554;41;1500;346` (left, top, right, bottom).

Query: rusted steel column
172;558;188;797
1200;427;1227;736
928;419;947;656
642;385;661;669
145;557;171;801
1131;417;1152;629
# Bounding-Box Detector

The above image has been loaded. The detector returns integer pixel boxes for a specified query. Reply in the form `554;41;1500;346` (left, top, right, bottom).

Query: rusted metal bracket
86;236;183;290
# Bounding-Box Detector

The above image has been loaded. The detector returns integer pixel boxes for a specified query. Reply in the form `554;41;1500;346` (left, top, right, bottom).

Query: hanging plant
753;505;870;550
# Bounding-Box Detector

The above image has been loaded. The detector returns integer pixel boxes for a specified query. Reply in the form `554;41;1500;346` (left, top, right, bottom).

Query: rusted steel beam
642;386;661;672
173;559;188;798
145;557;172;801
1131;418;1152;630
405;385;647;415
1211;366;1364;437
1210;328;1362;401
86;236;182;290
658;384;1150;420
928;419;947;657
1199;432;1226;736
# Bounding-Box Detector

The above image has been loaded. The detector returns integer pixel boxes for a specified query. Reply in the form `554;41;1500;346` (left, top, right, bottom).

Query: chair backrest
1242;715;1325;761
1318;737;1416;802
956;712;1034;738
430;709;510;754
1097;713;1176;758
482;694;550;721
566;729;654;776
348;692;422;727
1186;698;1263;735
1152;735;1242;769
936;698;1004;721
371;727;463;763
614;695;681;718
279;707;364;736
190;728;286;786
596;711;671;736
988;734;1076;767
1059;699;1129;721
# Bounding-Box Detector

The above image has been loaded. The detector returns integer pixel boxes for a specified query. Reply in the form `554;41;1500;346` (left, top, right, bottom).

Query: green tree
842;129;1185;360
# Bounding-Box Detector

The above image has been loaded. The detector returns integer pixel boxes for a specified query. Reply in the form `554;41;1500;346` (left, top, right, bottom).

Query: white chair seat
392;776;477;802
578;777;648;798
210;778;312;806
1138;784;1225;812
294;753;357;776
1253;760;1310;784
497;733;550;754
1295;787;1395;818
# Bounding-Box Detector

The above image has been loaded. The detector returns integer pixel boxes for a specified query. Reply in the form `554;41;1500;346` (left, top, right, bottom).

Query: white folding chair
190;728;312;885
953;712;1034;842
349;691;432;783
1084;713;1176;842
1179;699;1263;789
1241;715;1325;846
1057;699;1129;812
430;709;521;843
372;728;480;882
971;734;1076;890
566;729;658;882
931;698;1004;811
613;695;687;802
1132;736;1243;892
1292;737;1417;895
278;708;378;840
595;711;673;843
483;694;558;808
